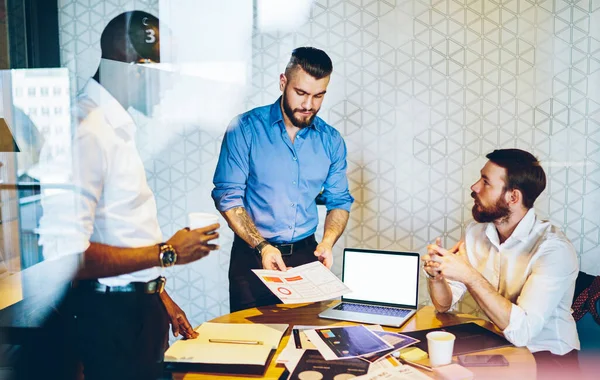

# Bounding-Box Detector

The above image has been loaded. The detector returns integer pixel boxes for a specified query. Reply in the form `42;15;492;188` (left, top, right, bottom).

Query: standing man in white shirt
35;11;220;380
423;148;580;377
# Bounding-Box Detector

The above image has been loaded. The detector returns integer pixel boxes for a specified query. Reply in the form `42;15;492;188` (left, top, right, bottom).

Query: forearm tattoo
233;207;264;247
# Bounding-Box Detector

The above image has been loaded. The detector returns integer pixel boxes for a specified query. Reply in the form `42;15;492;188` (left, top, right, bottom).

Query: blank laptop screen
342;249;419;308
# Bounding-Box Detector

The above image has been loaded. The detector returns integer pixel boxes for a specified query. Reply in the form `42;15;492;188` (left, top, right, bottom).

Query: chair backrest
573;272;600;380
572;271;600;324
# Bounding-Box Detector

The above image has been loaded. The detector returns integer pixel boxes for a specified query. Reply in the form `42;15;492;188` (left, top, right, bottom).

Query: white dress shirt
39;79;163;286
446;209;580;355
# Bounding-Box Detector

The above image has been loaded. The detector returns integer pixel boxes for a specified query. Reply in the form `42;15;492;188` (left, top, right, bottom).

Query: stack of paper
304;325;394;360
304;325;419;361
279;324;424;378
361;330;420;363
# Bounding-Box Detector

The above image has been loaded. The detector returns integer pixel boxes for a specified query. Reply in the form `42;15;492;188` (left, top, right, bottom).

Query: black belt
71;276;166;294
270;235;315;256
234;234;316;256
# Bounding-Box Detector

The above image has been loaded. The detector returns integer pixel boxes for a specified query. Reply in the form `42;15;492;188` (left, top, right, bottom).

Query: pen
398;357;433;372
292;329;302;349
208;338;264;345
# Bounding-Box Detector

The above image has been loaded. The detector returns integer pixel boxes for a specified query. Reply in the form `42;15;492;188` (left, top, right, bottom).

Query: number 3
145;29;156;44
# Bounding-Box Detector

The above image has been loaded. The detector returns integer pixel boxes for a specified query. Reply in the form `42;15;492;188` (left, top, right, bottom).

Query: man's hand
168;223;220;265
260;245;287;271
422;237;461;280
428;242;475;283
159;291;199;339
422;237;442;279
314;242;333;269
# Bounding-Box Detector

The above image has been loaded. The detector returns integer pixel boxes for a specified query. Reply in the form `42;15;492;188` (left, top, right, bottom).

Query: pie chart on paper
277;287;292;296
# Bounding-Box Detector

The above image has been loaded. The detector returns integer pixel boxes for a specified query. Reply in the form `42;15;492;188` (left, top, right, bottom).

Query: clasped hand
422;237;474;283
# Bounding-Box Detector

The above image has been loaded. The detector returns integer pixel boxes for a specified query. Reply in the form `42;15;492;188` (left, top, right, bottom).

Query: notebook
319;248;420;327
163;322;288;375
401;322;513;355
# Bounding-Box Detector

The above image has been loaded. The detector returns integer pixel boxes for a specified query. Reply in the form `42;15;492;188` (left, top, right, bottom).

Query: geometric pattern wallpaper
58;0;600;324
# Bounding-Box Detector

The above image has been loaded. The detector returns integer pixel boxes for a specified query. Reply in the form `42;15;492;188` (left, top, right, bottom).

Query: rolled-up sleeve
502;239;578;347
447;279;468;311
211;116;251;212
39;123;106;259
320;131;354;212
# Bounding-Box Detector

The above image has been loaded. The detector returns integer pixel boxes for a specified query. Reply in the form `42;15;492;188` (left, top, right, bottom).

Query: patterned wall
58;0;600;323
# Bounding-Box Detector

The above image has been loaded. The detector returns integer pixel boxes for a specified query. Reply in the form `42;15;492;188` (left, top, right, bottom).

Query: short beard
471;191;511;224
282;91;317;128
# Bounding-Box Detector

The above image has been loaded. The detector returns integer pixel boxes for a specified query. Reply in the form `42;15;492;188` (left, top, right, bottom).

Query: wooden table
172;301;537;379
0;257;76;343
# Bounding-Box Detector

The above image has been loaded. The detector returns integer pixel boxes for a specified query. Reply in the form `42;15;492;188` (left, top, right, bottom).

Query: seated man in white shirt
33;11;220;380
423;148;580;377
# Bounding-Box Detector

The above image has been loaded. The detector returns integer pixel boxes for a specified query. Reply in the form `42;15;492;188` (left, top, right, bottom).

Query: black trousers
69;287;170;380
533;349;580;380
13;293;80;380
229;234;318;313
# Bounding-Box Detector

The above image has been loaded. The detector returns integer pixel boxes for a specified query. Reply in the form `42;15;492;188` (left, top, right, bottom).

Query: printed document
304;325;393;360
278;325;384;370
252;261;350;304
353;366;433;380
360;331;420;363
287;350;370;380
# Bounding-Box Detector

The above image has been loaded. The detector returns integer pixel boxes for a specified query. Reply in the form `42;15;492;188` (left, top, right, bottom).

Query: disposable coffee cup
426;331;455;367
188;212;219;229
188;212;219;243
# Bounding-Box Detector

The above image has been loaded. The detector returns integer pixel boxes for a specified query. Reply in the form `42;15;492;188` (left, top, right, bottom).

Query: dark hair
285;47;333;79
100;11;160;63
486;149;546;209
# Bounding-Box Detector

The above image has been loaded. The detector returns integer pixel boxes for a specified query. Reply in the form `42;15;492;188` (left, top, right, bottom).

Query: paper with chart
360;331;420;363
304;325;393;360
252;261;350;304
278;325;385;371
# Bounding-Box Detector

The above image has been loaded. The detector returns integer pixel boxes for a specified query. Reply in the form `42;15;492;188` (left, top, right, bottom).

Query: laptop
319;248;420;327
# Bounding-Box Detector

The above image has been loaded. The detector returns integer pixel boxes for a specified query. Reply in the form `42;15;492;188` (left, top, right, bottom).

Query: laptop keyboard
334;303;412;318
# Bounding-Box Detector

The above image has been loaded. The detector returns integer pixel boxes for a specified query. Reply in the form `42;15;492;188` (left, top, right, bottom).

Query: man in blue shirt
212;47;354;312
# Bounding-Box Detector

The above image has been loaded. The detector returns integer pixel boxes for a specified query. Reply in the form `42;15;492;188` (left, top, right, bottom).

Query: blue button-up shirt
212;97;354;243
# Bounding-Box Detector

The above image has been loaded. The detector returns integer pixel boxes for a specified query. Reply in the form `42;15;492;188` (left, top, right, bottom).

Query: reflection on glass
0;68;72;273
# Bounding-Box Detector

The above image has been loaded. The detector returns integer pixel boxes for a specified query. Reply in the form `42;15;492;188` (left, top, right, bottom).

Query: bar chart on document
252;262;350;303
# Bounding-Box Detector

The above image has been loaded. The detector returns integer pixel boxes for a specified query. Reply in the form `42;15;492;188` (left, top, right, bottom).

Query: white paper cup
188;212;219;229
188;212;219;244
427;331;456;367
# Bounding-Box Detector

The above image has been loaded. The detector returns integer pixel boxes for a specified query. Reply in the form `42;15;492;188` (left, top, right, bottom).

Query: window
53;86;62;96
28;87;36;97
40;87;49;96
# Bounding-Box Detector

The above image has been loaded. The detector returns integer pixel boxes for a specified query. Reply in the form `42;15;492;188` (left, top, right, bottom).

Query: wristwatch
255;240;271;255
423;267;441;280
423;268;435;279
158;243;177;267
